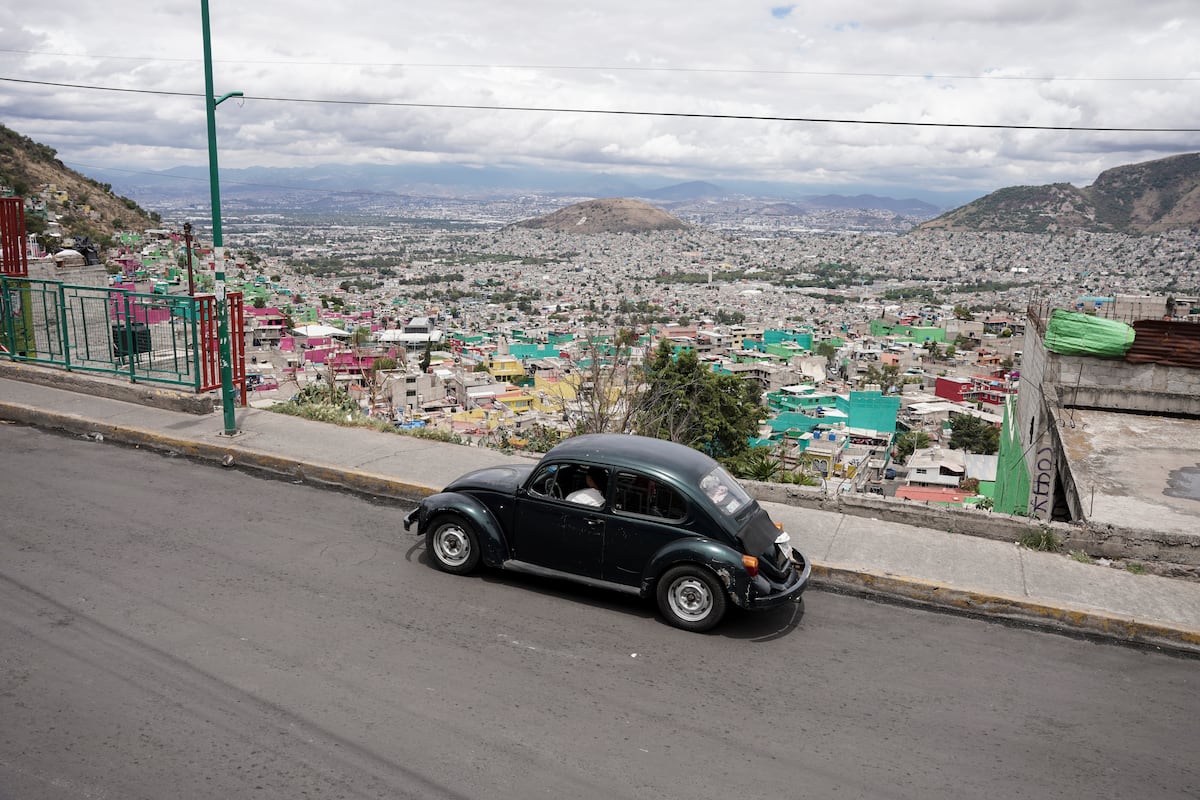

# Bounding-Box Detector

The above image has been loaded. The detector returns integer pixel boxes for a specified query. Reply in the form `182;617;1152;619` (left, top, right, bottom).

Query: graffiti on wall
1030;445;1055;520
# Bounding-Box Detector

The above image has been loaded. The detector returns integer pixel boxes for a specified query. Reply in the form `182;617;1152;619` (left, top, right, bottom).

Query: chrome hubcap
668;576;712;622
434;525;470;566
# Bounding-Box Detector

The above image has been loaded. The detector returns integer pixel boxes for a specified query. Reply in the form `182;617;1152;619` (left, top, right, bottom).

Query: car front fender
409;491;510;567
641;539;753;608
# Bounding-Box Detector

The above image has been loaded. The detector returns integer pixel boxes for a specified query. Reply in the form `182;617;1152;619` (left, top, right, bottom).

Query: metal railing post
58;281;71;370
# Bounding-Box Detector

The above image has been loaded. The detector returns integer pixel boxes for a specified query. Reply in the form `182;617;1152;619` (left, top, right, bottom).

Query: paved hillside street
1;424;1197;800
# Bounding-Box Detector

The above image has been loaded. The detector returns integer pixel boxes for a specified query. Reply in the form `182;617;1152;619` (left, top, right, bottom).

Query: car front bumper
403;507;420;532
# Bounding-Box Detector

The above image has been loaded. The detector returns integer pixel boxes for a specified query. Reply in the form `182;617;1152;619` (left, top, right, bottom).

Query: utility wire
4;77;1197;132
1;48;1196;82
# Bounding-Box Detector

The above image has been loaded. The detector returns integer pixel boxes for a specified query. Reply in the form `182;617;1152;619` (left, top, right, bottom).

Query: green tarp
1044;310;1135;357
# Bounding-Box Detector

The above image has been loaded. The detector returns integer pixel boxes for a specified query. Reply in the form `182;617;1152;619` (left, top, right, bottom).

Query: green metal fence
1;277;206;389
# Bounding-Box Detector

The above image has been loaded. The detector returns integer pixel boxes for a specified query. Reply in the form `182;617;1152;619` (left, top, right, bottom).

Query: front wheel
426;515;481;575
656;565;727;632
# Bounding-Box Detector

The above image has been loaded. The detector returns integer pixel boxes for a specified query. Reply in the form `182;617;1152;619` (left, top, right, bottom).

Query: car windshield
698;467;752;517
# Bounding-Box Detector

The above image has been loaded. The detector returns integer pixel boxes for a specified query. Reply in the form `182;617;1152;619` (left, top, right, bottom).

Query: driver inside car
566;468;606;507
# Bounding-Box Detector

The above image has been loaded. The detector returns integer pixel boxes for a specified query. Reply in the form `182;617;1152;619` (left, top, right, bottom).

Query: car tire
656;565;727;632
426;514;481;575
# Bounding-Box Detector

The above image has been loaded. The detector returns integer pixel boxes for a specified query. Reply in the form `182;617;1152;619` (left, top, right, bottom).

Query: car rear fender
413;492;510;567
641;539;753;608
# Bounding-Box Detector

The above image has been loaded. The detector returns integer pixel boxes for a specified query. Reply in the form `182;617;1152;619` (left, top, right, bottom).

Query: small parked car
403;433;810;631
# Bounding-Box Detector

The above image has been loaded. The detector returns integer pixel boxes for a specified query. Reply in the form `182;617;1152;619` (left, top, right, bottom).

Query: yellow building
494;388;535;414
484;354;525;382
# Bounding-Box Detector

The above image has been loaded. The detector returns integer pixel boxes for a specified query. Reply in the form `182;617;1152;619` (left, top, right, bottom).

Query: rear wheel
656;565;727;632
426;515;481;574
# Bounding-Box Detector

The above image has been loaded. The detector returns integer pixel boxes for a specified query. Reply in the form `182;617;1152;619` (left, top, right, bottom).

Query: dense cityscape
97;191;1189;505
10;174;1198;515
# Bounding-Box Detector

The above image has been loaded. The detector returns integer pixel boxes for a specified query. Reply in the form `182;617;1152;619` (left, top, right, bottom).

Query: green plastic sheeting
1044;310;1135;357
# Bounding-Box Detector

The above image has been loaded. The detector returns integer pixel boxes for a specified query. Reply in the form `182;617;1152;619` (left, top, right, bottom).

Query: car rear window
699;467;752;517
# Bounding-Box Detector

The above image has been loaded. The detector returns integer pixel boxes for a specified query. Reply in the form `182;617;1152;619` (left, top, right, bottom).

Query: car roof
544;433;719;481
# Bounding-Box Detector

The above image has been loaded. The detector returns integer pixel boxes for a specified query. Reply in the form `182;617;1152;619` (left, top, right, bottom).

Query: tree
633;341;761;460
568;327;642;435
895;431;930;463
949;414;999;454
861;363;901;391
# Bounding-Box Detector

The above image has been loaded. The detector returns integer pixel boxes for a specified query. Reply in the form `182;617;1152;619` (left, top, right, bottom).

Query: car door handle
586;518;603;527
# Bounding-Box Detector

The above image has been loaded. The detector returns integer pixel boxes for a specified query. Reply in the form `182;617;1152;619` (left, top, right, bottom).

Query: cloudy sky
2;1;1197;200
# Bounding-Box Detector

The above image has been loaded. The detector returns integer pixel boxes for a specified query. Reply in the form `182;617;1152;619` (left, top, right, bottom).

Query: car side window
612;471;686;521
528;465;562;498
528;463;608;506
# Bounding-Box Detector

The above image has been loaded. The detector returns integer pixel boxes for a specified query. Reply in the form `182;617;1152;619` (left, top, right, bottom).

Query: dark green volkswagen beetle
403;433;810;631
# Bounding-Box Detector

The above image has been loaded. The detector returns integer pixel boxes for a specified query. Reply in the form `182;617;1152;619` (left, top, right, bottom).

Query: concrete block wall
1050;356;1200;415
0;361;214;414
746;478;1200;571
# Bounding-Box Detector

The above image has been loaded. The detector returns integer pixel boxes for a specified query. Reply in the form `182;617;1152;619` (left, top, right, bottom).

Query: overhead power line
3;76;1198;133
2;48;1196;82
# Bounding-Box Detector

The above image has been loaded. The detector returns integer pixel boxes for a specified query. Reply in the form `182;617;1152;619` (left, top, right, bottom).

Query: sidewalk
2;370;1198;656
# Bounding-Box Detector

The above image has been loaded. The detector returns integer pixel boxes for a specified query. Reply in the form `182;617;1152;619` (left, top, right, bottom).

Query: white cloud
1;1;1197;198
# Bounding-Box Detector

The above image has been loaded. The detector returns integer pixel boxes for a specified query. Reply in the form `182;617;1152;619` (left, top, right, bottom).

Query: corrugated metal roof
1126;321;1200;368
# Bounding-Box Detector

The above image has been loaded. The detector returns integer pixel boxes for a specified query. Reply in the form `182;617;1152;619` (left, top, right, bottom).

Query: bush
290;382;358;411
731;450;781;481
1018;526;1062;552
779;470;818;486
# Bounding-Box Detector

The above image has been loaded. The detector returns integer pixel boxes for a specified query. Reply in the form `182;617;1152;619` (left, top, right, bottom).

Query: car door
511;463;606;579
603;470;691;586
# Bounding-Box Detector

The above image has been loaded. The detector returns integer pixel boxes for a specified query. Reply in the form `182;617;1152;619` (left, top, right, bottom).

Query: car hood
443;464;534;494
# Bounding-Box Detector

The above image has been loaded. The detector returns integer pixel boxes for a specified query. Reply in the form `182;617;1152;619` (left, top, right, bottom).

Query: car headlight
775;529;792;559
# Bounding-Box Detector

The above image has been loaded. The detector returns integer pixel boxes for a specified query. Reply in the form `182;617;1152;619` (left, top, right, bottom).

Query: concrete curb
812;565;1200;656
5;400;1198;657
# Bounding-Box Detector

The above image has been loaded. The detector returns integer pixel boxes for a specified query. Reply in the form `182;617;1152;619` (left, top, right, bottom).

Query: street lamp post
201;0;243;436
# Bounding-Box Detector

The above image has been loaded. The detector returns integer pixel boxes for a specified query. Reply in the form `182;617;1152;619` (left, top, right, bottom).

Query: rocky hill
509;197;688;233
0;124;160;248
919;152;1200;234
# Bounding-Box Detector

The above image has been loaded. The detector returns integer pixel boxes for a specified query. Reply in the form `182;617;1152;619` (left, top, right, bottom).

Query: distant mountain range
79;162;945;219
11;110;1193;236
920;152;1200;234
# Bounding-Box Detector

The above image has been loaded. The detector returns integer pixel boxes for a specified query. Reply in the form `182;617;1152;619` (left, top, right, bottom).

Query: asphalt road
1;424;1197;800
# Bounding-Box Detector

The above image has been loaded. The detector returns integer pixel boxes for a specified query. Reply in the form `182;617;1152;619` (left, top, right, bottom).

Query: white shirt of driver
565;487;605;507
